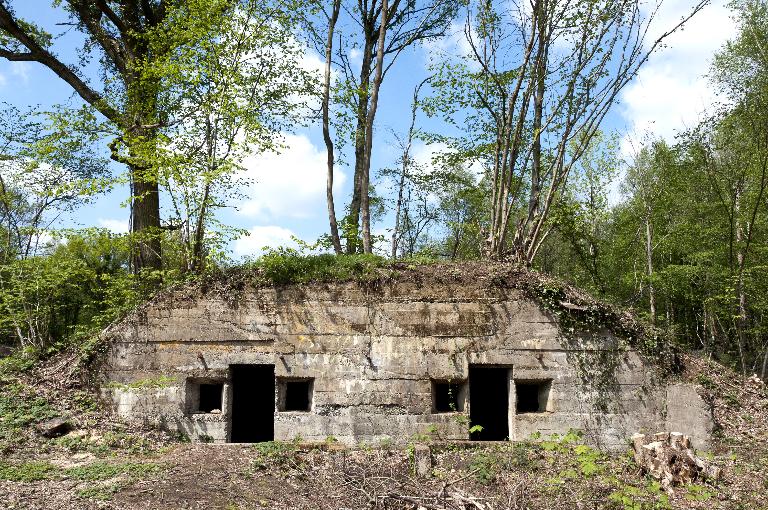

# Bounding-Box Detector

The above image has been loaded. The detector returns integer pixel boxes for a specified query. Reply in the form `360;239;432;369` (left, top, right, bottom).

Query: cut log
631;431;720;490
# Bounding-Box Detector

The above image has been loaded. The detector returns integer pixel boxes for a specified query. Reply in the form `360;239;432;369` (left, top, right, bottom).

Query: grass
248;251;388;284
106;375;176;391
0;383;59;429
0;459;163;501
0;460;58;482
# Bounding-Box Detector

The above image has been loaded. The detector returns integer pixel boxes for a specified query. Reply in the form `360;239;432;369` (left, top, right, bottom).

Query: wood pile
631;432;721;490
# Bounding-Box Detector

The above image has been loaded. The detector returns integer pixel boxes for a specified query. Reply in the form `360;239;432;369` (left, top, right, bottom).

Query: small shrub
0;347;40;376
469;451;501;484
685;483;713;501
509;441;535;468
0;383;58;430
251;441;296;470
76;483;120;501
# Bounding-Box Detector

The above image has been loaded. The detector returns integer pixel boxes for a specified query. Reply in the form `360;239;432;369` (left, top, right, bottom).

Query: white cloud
238;133;346;221
412;141;485;182
233;225;299;257
412;141;447;168
422;20;479;69
97;218;129;233
10;62;29;83
619;1;737;151
0;73;6;87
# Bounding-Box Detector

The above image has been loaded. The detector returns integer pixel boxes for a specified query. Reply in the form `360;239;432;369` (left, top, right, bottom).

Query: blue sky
0;0;737;259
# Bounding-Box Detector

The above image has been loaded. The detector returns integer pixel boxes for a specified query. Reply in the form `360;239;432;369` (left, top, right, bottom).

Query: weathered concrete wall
100;280;705;450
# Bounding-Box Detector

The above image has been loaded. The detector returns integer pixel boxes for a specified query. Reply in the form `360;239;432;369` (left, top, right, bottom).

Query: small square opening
515;380;551;414
280;379;313;412
197;383;223;413
432;380;465;413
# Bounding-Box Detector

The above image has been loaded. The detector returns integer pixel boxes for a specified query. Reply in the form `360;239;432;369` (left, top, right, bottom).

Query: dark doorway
469;366;509;441
231;364;275;443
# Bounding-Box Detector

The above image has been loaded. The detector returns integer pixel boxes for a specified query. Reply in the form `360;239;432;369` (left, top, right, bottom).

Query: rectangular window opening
280;379;313;412
432;380;465;413
515;380;551;414
197;383;223;413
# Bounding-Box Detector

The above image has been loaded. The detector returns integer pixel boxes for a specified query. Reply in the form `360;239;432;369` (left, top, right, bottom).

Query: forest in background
0;0;765;379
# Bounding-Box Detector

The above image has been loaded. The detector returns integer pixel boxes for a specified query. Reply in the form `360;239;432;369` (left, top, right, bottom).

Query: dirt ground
1;430;766;510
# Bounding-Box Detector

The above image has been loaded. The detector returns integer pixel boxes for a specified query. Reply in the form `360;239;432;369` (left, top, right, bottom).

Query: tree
312;0;459;254
0;0;177;272
622;142;674;323
148;0;315;272
386;78;429;258
425;0;707;263
0;104;110;262
544;132;619;295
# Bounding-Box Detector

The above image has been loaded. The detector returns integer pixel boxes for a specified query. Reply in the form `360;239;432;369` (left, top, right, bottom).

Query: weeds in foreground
0;459;163;501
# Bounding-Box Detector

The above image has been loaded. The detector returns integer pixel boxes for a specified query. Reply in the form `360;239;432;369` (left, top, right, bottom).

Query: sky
0;0;738;259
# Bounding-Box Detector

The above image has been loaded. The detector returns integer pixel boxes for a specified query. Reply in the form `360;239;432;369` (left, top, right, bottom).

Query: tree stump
631;432;720;491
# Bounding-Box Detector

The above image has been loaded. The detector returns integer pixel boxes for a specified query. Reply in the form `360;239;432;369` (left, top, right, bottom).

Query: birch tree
426;0;708;263
313;0;459;254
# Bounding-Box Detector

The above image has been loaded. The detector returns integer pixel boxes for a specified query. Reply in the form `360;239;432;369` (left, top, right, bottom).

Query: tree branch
0;4;121;123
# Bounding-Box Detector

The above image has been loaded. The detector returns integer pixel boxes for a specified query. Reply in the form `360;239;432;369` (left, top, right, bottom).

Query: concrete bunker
100;269;714;450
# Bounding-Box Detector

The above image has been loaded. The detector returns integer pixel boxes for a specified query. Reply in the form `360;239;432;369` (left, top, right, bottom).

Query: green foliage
468;424;484;435
0;228;191;370
0;460;57;482
142;0;316;273
469;450;502;484
0;459;160;487
684;483;713;501
0;346;40;374
0;382;58;430
107;376;176;391
607;481;671;510
248;250;387;284
76;484;121;501
251;440;299;470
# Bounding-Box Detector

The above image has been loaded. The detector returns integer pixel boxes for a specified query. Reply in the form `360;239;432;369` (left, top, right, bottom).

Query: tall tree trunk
322;0;343;254
391;79;424;259
644;207;656;325
509;0;546;263
191;182;211;273
361;0;388;254
391;167;406;259
346;36;375;254
131;169;162;272
734;189;748;374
